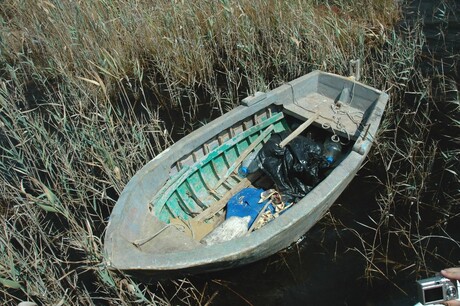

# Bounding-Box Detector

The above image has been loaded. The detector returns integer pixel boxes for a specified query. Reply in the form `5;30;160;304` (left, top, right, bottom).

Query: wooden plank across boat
104;70;388;276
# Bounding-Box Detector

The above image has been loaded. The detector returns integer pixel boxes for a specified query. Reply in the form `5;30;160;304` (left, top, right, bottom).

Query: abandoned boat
104;70;389;276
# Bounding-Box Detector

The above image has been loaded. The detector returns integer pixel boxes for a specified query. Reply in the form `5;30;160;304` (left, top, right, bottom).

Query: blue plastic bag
226;188;274;228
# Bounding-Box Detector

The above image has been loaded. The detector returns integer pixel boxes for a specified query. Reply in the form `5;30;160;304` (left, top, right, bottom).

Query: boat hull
104;70;388;276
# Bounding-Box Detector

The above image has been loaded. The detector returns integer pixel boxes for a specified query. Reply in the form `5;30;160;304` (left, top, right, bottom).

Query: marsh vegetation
0;0;458;304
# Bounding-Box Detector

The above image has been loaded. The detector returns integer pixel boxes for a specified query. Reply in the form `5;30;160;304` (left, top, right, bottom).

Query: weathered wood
151;113;283;222
282;93;365;141
213;125;274;190
104;70;389;276
279;112;318;148
194;174;258;222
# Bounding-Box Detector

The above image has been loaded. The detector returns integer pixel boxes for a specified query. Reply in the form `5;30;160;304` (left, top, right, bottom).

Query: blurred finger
443;300;460;306
441;268;460;280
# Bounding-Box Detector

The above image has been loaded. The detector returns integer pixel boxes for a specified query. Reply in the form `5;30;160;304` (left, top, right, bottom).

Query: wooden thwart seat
283;93;364;140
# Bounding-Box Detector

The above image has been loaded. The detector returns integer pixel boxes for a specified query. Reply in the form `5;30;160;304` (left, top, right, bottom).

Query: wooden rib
192;149;203;162
164;204;179;219
218;133;230;145
213;125;274;190
209;160;221;179
193;173;261;222
220;151;231;169
254;113;260;124
203;143;210;155
197;168;213;192
185;180;207;209
173;190;194;215
230;173;242;183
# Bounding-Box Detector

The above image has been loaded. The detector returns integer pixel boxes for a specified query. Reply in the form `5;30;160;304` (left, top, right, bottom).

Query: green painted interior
151;110;288;223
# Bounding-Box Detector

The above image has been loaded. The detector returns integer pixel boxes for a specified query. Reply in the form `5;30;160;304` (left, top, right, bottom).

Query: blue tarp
226;188;274;228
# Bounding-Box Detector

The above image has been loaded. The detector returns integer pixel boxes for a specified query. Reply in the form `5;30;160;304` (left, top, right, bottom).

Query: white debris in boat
200;216;250;246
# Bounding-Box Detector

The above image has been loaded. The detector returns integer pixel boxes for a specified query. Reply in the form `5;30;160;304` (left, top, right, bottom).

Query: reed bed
340;1;460;285
0;0;458;304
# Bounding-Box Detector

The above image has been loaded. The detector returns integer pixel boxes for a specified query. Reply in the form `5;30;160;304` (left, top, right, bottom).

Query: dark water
173;1;460;305
187;174;416;306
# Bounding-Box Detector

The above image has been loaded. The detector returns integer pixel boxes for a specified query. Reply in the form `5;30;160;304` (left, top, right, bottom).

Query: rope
132;223;186;247
327;100;364;144
287;79;365;145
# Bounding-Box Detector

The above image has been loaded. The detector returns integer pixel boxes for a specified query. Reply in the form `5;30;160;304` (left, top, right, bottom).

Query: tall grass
0;0;457;304
1;1;399;115
331;0;460;288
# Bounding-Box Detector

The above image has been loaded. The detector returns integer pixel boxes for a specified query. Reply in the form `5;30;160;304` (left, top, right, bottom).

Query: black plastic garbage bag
258;131;328;203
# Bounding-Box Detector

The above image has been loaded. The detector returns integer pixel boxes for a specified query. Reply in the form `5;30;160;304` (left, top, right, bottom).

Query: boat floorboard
139;170;274;251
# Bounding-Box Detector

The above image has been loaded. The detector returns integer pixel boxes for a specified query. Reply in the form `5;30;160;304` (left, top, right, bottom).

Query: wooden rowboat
104;70;388;276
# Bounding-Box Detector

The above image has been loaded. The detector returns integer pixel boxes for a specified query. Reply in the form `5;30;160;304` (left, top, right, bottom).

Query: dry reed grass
0;0;458;304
